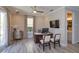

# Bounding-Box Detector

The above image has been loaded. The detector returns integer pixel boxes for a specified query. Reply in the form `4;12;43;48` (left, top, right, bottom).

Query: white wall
72;10;79;44
48;7;67;47
35;16;46;32
77;12;79;43
9;14;25;38
35;16;50;32
12;14;25;31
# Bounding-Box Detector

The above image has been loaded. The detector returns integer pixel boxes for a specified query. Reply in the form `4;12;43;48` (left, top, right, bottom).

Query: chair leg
59;40;61;47
43;44;45;51
39;44;40;47
54;42;56;48
49;42;51;50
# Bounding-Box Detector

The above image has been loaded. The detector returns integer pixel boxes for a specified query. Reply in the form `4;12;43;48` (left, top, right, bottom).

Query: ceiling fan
31;6;44;13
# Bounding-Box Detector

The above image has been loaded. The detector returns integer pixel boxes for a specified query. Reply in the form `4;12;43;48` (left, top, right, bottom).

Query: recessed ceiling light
16;10;19;13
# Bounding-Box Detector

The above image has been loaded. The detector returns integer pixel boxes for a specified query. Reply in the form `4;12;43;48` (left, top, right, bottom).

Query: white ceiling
6;6;61;16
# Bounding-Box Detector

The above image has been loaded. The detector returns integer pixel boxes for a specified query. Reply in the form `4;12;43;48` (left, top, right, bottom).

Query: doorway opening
27;17;34;39
67;11;72;45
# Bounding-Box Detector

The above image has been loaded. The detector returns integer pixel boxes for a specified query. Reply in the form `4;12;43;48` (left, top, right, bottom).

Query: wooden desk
34;33;53;43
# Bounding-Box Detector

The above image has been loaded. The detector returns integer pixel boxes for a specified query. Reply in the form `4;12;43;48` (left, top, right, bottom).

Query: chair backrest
54;34;61;41
43;35;50;42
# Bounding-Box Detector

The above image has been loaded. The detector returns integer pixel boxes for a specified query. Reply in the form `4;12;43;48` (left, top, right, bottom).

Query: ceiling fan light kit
32;6;44;14
33;10;37;13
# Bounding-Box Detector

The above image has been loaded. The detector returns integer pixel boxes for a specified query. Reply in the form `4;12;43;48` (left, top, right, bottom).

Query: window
27;17;33;32
27;17;34;38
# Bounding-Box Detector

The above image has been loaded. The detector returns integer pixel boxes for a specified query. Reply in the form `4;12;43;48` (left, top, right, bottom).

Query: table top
34;32;53;35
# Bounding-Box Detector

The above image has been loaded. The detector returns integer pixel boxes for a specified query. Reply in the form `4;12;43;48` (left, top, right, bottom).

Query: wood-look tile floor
1;39;79;53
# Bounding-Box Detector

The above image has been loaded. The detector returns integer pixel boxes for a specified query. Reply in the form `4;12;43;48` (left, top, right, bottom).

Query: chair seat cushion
50;38;54;42
51;38;59;42
40;40;49;44
40;40;43;44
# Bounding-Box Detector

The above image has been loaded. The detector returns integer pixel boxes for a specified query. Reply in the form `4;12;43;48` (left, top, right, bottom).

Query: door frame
66;9;75;45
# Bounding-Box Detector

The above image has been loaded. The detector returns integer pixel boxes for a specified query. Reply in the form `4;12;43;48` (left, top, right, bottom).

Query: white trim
72;11;75;44
65;8;68;46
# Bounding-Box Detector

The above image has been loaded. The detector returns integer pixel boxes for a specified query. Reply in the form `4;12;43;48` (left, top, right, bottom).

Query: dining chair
39;34;51;51
50;34;61;48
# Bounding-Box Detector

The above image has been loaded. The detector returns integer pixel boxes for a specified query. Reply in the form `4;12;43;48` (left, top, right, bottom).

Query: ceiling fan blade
31;6;44;13
31;6;36;10
37;11;44;13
